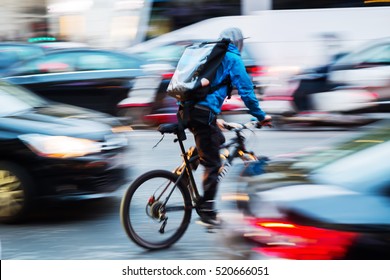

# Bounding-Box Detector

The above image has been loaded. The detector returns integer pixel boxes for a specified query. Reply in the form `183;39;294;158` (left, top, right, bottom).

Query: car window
335;43;390;66
76;52;142;70
8;52;77;75
312;140;390;193
302;122;390;192
0;45;44;70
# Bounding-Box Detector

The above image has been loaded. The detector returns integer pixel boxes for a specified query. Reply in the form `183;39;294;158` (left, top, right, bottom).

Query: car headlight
18;134;101;158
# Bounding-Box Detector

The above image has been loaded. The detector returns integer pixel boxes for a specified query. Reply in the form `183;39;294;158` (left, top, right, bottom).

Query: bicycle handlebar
220;119;272;132
157;119;272;139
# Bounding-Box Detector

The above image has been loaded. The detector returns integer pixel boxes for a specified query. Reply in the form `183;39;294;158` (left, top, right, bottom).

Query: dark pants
178;105;225;205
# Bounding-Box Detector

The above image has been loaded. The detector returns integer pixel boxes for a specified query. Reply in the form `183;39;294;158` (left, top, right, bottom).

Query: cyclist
177;27;272;226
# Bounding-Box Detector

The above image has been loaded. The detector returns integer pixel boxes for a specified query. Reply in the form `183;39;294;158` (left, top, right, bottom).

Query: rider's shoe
196;200;222;228
197;211;222;228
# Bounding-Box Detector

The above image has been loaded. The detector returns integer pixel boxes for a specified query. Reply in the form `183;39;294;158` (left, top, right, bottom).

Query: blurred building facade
0;0;388;47
45;0;250;48
0;0;47;41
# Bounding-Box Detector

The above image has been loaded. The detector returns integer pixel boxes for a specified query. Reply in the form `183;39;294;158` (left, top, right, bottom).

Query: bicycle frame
172;126;258;206
174;136;201;205
121;120;267;249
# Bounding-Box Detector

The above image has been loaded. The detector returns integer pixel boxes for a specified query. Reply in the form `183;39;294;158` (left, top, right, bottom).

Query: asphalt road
0;125;364;260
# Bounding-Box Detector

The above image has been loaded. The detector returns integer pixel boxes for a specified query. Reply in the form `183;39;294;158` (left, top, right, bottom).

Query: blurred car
260;52;350;116
0;80;133;223
328;36;390;112
1;48;145;119
35;41;89;52
260;54;381;128
262;37;390;120
119;39;265;126
291;52;348;112
0;42;45;74
219;119;390;259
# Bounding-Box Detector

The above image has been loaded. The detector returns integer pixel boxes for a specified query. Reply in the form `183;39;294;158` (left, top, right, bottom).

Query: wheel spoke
120;170;192;249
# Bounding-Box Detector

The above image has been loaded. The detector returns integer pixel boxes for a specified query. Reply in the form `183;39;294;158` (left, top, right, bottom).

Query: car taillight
162;72;174;80
247;218;358;260
365;91;379;100
246;66;265;77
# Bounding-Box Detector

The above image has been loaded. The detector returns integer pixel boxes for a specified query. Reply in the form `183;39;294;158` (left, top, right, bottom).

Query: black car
0;80;132;223
1;48;145;118
0;42;45;74
219;120;390;259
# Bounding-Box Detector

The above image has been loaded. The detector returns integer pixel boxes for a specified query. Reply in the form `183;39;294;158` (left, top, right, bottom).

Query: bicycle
120;119;269;250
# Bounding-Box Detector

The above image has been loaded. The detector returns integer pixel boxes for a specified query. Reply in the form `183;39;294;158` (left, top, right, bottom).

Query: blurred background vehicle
261;37;390;129
291;52;349;112
0;42;45;75
1;48;145;121
0;80;133;223
219;119;390;259
35;41;90;52
119;38;266;127
328;36;390;112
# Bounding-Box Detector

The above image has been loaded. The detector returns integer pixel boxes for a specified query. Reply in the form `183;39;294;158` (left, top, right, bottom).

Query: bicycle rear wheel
120;170;192;250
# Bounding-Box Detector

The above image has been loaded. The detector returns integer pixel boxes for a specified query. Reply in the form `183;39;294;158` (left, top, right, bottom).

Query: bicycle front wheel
120;170;192;250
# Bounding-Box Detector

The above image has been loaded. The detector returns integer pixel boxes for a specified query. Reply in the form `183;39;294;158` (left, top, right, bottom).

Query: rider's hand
217;118;244;130
216;118;227;131
258;115;272;128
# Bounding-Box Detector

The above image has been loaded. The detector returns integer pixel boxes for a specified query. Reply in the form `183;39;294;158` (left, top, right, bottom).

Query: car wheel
0;161;33;223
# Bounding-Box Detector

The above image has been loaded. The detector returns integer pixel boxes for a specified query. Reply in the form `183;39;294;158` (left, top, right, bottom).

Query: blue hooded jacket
197;43;266;121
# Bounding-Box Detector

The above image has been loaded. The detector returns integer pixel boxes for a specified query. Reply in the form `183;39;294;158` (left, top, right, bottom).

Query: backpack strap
209;75;232;99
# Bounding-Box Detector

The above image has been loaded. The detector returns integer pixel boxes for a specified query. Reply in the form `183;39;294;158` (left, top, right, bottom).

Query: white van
130;6;390;71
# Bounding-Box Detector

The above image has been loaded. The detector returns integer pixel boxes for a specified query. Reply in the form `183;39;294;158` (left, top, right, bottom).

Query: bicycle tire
120;169;192;250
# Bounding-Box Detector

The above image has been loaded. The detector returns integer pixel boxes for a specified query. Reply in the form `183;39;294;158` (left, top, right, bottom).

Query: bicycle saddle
158;123;187;141
158;123;179;134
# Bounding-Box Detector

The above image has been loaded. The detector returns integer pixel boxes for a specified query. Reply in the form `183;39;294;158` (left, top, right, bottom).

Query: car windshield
296;122;390;193
0;45;44;70
0;82;48;116
5;50;143;76
333;41;390;66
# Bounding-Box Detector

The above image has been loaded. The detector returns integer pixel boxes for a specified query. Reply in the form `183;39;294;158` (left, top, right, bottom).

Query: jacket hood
227;43;241;56
218;27;244;52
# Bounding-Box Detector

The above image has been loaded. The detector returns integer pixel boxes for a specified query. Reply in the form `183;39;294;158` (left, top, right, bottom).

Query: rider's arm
228;54;267;121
